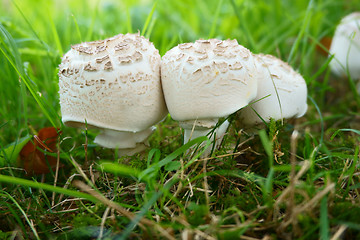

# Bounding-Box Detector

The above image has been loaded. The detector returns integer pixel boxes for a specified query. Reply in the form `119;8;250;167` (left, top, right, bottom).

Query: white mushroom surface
239;54;308;127
59;33;168;155
161;39;257;154
329;12;360;80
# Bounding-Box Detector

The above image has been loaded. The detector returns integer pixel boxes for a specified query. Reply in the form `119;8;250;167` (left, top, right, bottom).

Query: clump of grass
1;0;360;239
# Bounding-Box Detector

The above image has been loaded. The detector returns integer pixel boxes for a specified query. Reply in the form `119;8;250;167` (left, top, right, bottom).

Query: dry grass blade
330;225;347;240
279;182;335;231
72;180;176;240
198;147;252;161
52;139;61;207
99;206;111;240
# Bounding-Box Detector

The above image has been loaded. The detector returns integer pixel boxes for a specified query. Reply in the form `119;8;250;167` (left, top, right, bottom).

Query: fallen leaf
316;37;332;56
19;127;62;175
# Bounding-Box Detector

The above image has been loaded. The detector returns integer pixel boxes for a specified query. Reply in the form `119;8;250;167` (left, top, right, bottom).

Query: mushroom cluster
59;33;168;156
59;33;308;157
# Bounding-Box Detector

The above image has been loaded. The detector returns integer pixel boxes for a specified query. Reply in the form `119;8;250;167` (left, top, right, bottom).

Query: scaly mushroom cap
329;12;360;79
161;39;258;121
58;33;168;132
239;54;308;126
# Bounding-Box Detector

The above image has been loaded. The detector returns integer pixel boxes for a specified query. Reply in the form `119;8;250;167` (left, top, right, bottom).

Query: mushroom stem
94;127;155;155
180;119;230;157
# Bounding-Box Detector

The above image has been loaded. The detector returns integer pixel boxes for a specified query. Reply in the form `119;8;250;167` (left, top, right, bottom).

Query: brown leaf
19;127;62;176
316;36;332;56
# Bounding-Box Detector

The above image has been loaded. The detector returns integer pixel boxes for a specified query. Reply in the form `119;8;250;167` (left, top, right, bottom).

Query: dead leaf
19;127;62;175
316;36;332;56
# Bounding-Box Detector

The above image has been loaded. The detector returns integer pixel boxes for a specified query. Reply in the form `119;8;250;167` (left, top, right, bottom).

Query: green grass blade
0;23;59;128
319;196;329;240
11;0;53;60
287;0;314;64
229;0;256;51
258;129;273;168
71;14;83;43
331;128;360;140
309;96;324;147
85;0;100;41
99;162;146;181
145;15;157;39
0;174;99;203
138;136;210;181
1;191;40;240
47;5;63;56
119;189;163;240
126;6;133;33
5;202;28;238
208;0;223;39
0;134;31;166
141;0;158;37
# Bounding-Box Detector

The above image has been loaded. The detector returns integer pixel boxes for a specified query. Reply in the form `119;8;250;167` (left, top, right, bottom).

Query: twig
52;138;61;207
330;225;347;240
196;147;252;161
286;130;299;232
98;206;111;240
203;157;210;209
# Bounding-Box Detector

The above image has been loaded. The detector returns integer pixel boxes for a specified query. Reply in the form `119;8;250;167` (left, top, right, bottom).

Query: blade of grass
138;136;210;181
99;162;146;181
208;0;223;39
85;0;100;41
145;15;157;39
71;14;83;43
1;191;41;240
141;0;158;37
5;203;28;238
126;6;133;33
258;129;273;168
229;0;257;51
0;174;99;203
320;195;329;240
0;134;31;166
46;3;63;56
0;23;59;128
11;0;54;63
331;128;360;140
118;188;166;240
308;96;324;147
343;145;359;201
287;0;314;64
258;129;274;205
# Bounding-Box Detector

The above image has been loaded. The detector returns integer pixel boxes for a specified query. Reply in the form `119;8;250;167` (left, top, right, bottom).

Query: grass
0;0;360;239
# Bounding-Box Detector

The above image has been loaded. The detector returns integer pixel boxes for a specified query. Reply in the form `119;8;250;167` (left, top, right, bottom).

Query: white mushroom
329;12;360;80
161;39;258;155
58;33;168;155
239;54;308;127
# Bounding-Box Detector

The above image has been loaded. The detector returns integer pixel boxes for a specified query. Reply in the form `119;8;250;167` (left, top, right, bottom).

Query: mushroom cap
161;39;257;121
239;54;308;126
58;33;168;132
329;12;360;79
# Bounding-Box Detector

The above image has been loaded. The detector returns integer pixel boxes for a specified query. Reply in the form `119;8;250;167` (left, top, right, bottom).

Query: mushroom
238;54;308;127
58;33;168;156
329;12;360;81
161;39;258;155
